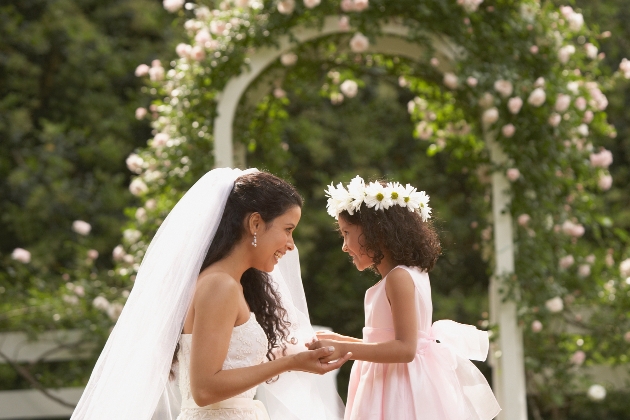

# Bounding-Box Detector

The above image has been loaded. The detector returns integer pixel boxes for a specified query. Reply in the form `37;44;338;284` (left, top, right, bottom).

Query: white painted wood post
212;17;454;169
487;133;528;420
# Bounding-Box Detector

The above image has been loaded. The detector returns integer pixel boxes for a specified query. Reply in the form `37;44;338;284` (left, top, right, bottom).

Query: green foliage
0;0;174;389
2;0;630;418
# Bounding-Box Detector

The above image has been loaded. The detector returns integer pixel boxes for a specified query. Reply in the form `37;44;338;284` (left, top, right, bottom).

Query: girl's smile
338;216;373;271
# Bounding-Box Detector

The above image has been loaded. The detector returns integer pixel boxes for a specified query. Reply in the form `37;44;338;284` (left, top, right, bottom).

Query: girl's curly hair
339;197;441;272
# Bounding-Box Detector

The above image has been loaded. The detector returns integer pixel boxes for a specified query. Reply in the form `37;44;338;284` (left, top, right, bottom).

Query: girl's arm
314;331;362;343
189;273;351;407
309;268;418;364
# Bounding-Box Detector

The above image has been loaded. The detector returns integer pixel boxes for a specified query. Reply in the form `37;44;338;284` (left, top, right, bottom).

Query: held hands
291;345;352;374
306;339;347;364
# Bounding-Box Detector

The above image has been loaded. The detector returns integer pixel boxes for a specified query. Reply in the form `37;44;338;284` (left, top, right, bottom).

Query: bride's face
338;216;373;271
254;205;302;272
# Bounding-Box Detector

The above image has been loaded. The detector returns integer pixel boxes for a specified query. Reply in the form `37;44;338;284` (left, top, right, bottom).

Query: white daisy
364;181;392;211
387;182;407;207
347;175;366;214
325;182;349;217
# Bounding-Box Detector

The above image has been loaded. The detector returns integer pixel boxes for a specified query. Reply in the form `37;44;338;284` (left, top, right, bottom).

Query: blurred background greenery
1;0;629;419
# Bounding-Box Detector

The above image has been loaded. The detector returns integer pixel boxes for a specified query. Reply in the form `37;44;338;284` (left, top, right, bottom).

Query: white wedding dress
176;313;270;420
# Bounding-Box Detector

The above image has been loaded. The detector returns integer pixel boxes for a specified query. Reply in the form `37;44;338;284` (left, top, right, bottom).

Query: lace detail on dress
176;313;269;419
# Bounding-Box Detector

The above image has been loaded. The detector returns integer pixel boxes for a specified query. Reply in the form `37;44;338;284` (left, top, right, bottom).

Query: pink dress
345;266;501;420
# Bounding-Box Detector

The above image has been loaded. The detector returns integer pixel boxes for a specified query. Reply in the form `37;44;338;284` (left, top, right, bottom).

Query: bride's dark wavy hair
171;171;302;378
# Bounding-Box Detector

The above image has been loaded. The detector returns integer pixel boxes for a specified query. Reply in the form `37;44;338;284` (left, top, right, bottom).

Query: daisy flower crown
325;176;432;222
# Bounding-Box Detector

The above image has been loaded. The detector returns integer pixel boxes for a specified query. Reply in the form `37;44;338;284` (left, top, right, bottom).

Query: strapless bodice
176;313;269;419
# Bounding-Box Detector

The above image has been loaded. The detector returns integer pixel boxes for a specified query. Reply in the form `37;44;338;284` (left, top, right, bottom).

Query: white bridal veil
71;168;344;420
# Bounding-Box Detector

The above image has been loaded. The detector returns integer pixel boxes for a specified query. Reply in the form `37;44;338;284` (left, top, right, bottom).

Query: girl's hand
307;339;347;364
290;346;352;374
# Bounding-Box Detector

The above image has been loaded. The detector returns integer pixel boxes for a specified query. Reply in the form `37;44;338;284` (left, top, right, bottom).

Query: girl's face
338;216;373;271
253;205;301;272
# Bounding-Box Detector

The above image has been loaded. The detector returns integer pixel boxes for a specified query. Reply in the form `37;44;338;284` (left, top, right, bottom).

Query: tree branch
0;349;76;409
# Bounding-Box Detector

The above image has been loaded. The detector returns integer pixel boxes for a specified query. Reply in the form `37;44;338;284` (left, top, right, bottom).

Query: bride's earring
252;232;257;247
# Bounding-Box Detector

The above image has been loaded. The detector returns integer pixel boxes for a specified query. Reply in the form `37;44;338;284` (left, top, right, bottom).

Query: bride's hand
290;346;352;374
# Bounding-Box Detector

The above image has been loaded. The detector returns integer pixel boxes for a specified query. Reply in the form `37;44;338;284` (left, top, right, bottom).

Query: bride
71;168;351;420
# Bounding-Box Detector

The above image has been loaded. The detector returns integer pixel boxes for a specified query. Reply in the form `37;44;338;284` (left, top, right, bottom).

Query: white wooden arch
213;16;527;420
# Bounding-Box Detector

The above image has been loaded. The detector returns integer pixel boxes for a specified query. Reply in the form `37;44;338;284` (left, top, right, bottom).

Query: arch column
487;132;528;420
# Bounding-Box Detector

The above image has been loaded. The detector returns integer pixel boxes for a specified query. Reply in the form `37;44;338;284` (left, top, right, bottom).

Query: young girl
311;176;501;420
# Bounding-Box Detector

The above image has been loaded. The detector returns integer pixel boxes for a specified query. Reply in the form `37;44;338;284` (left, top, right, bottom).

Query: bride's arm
189;273;350;407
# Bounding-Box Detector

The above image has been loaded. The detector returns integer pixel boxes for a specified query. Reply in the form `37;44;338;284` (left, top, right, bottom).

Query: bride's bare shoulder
194;270;240;302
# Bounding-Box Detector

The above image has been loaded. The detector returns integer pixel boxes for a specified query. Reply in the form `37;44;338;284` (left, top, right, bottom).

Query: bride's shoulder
195;271;240;301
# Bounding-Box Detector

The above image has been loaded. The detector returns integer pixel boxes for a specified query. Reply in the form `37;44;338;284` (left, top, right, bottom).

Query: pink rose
570;350;586;365
466;77;478;87
273;88;286;99
112;245;125;262
338;15;350;31
129;179;148;196
494;80;513;98
340;80;359;98
624;331;630;343
303;0;321;8
548;113;561;127
135;64;149;77
545;296;564;313
154;133;170;148
585;43;598;59
508;97;523;114
620;258;630;277
163;0;184;13
72;220;92;236
530;45;539;54
135;107;147;120
598;173;612;191
562;221;585;237
190;46;205;61
559;255;575;269
555;94;571;112
280;52;298;66
482;108;499;125
135;207;147;223
341;0;355;12
210;21;227;35
353;0;369;11
443;73;458;90
531;320;543;332
430;57;440;67
87;249;99;260
578;264;591;278
277;0;295;14
11;248;31;264
583;110;594;123
148;65;164;82
506;168;520;181
589;149;613;168
528;88;546;107
502;124;515;138
517;214;530;226
126;153;143;173
558;45;576;64
74;285;85;297
349;33;369;53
